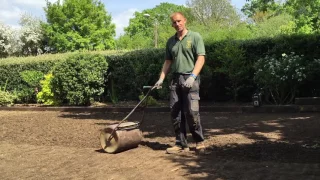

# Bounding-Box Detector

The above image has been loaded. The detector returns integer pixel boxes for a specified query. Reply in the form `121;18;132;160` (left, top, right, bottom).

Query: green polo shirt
165;30;205;73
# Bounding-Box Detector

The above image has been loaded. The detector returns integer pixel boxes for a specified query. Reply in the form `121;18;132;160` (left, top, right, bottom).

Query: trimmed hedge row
0;34;319;105
106;49;169;101
239;34;320;99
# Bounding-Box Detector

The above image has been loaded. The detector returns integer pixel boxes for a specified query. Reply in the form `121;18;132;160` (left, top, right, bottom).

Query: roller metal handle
143;85;162;90
107;85;160;142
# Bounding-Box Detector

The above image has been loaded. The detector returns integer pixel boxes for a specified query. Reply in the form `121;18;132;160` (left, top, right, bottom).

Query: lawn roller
99;85;159;153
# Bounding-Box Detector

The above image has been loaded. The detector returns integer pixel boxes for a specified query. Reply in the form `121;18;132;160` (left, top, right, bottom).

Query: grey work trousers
169;74;204;148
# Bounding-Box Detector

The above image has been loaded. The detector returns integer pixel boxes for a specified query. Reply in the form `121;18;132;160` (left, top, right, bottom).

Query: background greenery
1;0;320;106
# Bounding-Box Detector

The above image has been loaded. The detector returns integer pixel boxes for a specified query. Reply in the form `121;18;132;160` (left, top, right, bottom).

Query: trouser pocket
189;92;200;112
169;84;177;109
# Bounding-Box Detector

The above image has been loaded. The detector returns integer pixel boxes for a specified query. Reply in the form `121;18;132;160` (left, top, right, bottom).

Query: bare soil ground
0;110;319;180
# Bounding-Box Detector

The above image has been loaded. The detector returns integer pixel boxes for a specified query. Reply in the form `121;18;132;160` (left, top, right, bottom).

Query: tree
19;13;44;55
0;22;20;58
284;0;320;34
122;3;193;49
186;0;241;27
116;33;153;50
250;13;294;37
43;0;115;52
244;0;320;34
241;0;284;18
0;22;12;58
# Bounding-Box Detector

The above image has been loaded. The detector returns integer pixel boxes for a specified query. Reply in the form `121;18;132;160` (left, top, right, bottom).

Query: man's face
171;14;186;32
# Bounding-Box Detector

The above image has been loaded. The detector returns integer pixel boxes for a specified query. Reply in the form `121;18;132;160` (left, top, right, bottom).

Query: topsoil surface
0;110;319;180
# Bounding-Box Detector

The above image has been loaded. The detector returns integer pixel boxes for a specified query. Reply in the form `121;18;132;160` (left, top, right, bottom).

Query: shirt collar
175;30;190;39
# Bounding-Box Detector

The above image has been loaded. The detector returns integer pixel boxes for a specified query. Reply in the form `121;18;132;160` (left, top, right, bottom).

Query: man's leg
167;77;189;154
183;77;205;144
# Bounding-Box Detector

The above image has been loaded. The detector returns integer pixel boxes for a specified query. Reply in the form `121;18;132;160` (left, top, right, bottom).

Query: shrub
14;88;35;104
0;79;17;106
138;94;159;106
51;54;108;105
0;90;17;106
20;70;44;87
254;52;311;104
214;40;252;102
17;70;44;103
37;73;59;105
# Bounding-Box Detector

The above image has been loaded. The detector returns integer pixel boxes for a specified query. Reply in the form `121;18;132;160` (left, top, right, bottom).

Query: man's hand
183;76;195;88
154;78;164;89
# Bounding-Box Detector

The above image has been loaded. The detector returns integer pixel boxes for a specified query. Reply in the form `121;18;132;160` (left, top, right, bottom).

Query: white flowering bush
254;52;308;104
0;22;20;57
0;14;44;58
19;13;44;56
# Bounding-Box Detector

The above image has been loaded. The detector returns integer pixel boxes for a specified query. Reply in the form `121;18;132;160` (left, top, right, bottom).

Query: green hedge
1;35;320;105
239;34;320;99
0;53;72;94
52;54;108;105
0;51;127;103
0;51;128;92
106;49;169;101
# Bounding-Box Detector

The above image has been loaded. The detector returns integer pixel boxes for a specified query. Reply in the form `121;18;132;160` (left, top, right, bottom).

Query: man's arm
182;55;205;88
159;60;172;80
191;55;205;76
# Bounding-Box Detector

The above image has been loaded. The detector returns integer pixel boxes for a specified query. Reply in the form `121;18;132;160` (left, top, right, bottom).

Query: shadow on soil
59;111;320;179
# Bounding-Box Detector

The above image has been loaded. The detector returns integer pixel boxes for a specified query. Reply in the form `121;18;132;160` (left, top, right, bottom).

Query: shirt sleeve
165;37;173;60
194;32;206;56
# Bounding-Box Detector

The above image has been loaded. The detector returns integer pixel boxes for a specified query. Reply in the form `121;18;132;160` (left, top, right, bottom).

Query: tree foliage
243;0;320;34
250;13;294;37
186;0;241;27
284;0;320;34
43;0;115;52
241;0;284;18
119;1;243;49
116;33;153;50
125;3;193;37
120;3;193;49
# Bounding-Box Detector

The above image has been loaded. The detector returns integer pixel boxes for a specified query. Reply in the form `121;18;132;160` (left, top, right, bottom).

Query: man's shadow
140;140;170;150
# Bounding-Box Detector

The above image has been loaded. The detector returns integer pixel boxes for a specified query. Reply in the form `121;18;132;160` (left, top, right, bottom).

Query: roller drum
100;122;143;153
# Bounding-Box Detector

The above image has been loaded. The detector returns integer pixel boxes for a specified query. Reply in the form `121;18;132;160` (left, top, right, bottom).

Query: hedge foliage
0;34;319;105
52;54;108;105
106;49;168;101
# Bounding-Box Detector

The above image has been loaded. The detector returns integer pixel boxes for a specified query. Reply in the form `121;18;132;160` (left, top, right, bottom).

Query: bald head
170;12;186;20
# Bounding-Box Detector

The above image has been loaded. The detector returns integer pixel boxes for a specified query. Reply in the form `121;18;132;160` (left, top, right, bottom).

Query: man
154;12;206;154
